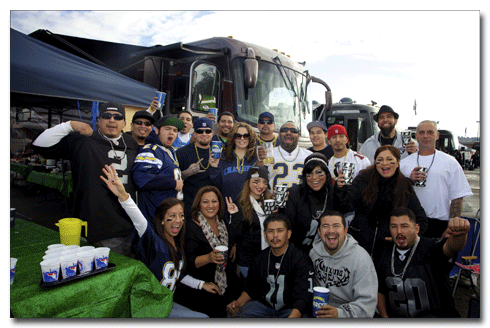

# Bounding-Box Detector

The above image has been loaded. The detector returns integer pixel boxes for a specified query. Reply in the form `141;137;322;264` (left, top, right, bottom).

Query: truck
314;97;380;151
132;36;333;146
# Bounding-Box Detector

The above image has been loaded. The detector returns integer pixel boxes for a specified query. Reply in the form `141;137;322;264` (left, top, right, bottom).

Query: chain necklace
391;236;420;279
194;143;211;169
267;244;289;283
236;153;245;174
98;129;127;161
162;146;179;167
416;151;436;174
278;146;300;163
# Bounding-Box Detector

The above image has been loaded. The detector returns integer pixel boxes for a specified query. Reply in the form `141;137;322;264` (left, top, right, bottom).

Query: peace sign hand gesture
225;197;239;215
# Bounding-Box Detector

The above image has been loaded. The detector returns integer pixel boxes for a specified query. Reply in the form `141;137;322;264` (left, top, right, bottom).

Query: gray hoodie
309;234;378;318
359;129;415;164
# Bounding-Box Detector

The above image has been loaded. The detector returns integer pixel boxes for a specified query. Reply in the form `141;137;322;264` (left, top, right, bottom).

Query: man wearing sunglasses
132;116;185;222
176;117;215;220
256;112;277;147
32;101;139;257
270;122;312;188
129;110;155;147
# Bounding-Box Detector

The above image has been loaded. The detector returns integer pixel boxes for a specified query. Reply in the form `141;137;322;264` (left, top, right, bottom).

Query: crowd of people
31;100;474;318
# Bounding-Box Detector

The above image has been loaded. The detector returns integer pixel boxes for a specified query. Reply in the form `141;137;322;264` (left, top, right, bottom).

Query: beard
380;125;395;138
197;138;211;147
281;139;298;153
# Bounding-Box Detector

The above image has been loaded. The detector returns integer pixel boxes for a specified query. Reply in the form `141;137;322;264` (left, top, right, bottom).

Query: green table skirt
26;171;73;197
10;219;173;318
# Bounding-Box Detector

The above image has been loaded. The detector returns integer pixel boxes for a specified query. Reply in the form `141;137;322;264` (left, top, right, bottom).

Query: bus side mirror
325;90;333;111
244;48;258;88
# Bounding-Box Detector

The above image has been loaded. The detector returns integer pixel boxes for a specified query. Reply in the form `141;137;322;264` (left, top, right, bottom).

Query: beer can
211;141;222;159
312;287;330;317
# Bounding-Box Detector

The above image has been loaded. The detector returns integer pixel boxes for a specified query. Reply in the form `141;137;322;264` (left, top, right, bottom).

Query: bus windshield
231;58;312;137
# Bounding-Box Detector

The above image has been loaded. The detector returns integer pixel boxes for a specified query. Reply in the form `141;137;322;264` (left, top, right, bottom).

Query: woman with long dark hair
225;165;275;278
335;145;428;262
100;165;219;318
175;185;242;317
283;153;336;254
209;122;258;202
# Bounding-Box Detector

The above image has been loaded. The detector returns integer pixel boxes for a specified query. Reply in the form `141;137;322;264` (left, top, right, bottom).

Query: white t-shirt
269;146;312;188
400;150;473;221
328;149;371;182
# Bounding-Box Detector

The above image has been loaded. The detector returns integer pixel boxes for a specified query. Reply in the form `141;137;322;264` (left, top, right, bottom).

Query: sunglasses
195;129;213;134
133;120;152;126
234;133;250;139
258;120;274;125
100;113;124;121
280;127;299;134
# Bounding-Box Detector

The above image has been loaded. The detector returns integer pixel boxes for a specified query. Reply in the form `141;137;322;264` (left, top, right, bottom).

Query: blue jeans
241;300;292;318
168;302;209;318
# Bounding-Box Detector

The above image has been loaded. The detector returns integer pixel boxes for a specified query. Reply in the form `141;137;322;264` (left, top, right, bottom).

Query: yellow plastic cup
55;218;87;246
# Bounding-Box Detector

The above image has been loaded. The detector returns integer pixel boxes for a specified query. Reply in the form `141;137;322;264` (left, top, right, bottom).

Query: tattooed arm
449;197;463;218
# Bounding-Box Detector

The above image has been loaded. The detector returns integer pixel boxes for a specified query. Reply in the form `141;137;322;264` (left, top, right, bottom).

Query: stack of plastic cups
60;246;80;279
40;244;65;283
77;246;95;275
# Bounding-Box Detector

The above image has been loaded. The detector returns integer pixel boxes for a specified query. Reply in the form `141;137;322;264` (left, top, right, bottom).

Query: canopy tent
10;28;157;110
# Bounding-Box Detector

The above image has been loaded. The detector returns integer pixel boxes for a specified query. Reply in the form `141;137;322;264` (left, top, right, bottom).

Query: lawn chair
451;209;480;298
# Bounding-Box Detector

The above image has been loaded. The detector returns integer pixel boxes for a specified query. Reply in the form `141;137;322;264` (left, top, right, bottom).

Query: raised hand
225;197;239;214
100;165;129;201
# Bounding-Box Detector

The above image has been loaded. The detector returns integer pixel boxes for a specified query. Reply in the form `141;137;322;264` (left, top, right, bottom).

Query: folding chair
451;209;480;297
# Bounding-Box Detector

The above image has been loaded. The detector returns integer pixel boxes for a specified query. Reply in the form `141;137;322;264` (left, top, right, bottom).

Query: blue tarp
10;28;157;108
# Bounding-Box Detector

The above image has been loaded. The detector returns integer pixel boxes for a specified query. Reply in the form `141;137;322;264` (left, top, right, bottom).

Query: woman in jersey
100;165;219;318
283;153;336;254
176;185;242;317
209;122;258;203
335;145;428;262
225;165;275;279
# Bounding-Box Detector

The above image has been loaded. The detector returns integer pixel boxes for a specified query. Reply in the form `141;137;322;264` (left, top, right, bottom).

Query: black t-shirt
377;237;459;318
307;145;334;161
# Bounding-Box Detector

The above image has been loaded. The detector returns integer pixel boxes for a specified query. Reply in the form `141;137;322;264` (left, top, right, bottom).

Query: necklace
162;146;180;167
194;143;210;169
278;146;300;163
98;129;127;161
267;244;289;283
391;237;420;279
416;151;436;174
236;153;245;174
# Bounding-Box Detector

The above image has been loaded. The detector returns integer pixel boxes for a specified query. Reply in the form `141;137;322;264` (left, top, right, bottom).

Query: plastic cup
45;248;65;256
77;250;95;275
215;246;228;271
64;245;80;252
94;247;110;270
208;108;218;122
274;184;288;208
60;254;78;279
341;162;355;185
211;141;222;159
414;167;429;187
258;142;275;166
42;253;62;261
40;259;61;283
156;91;166;110
312;287;330;317
263;199;276;215
79;246;95;252
10;258;17;285
61;248;80;256
401;130;412;147
47;244;66;250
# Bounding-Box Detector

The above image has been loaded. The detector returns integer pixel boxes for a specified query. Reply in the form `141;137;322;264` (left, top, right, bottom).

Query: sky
9;8;483;140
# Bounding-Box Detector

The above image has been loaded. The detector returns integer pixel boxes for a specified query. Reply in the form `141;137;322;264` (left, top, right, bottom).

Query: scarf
198;212;228;295
250;195;268;250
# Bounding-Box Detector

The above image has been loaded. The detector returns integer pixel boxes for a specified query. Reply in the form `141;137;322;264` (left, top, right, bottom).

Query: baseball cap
246;165;270;181
194;117;213;130
307;120;327;132
155;115;185;131
327;124;348;139
132;110;155;124
373;105;399;122
258;112;274;122
99;101;125;118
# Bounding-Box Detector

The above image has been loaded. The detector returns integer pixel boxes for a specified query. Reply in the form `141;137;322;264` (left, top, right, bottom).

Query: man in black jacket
226;213;314;318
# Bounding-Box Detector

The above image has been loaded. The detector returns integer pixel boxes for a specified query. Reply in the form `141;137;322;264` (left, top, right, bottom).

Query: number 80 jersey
269;146;313;189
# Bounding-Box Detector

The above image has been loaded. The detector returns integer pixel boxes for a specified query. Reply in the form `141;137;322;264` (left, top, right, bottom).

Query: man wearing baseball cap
176;117;215;219
129;110;155;147
306;120;334;161
327;124;371;184
32;101;139;257
132;115;186;221
359;105;417;163
257;112;278;146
